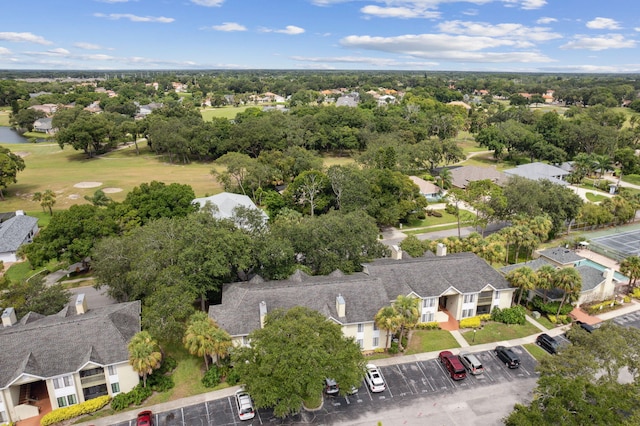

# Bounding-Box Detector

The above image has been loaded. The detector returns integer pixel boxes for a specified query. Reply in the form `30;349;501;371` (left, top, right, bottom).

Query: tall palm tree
128;331;162;387
554;267;583;317
536;264;557;303
505;266;537;305
40;189;56;215
184;312;232;368
593;154;611;186
374;306;402;350
393;295;420;351
620;256;640;289
210;327;233;367
437;168;453;191
527;215;553;242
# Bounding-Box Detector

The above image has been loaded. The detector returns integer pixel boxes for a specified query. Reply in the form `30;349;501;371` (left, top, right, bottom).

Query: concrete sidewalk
75;300;640;426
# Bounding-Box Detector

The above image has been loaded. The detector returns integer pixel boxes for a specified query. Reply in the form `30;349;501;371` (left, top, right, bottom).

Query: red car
439;351;467;381
137;410;154;426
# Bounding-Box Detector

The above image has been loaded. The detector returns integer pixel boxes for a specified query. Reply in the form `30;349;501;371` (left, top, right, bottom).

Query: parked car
495;346;520;369
365;363;386;392
536;333;559;354
458;352;484;375
324;378;339;395
137;410;153;426
235;389;256;420
439;351;467;380
575;320;595;333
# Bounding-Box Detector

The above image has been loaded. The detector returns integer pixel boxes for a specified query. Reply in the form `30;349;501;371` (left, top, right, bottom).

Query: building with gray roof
193;192;268;229
503;162;570;186
0;299;141;424
209;252;515;351
0;211;39;263
449;166;508;189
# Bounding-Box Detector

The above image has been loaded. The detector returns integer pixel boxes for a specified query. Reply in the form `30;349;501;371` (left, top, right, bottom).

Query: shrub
631;287;640;299
586;300;618;315
226;367;240;386
110;384;152;411
459;317;481;329
478;314;491;322
147;373;174;392
41;395;110;426
416;321;440;330
624;295;631;303
431;211;443;218
156;356;177;375
531;296;573;316
373;348;386;353
202;365;222;388
416;210;426;220
388;341;399;354
491;306;526;325
445;204;457;215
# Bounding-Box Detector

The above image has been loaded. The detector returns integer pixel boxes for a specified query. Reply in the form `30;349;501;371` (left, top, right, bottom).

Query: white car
235;389;255;420
364;363;386;392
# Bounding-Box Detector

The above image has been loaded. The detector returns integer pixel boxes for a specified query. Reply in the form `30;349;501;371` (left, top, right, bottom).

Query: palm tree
527;215;553;242
393;295;420;350
37;189;56;215
620;256;640;289
210;328;233;367
437;168;453;191
374;306;402;349
535;265;557;303
184;313;232;368
554;267;583;317
505;266;537;305
128;331;162;387
593;154;611;186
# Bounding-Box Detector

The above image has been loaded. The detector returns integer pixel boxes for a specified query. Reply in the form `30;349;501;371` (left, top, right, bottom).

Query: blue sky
0;0;638;72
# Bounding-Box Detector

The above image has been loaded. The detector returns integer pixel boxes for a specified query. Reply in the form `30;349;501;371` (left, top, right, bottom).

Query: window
423;298;435;308
357;323;364;333
421;312;434;323
372;337;379;347
0;410;6;423
57;397;67;408
494;291;501;300
63;375;73;387
111;382;120;394
462;309;474;318
67;394;77;405
356;339;364;349
53;378;62;389
373;322;378;331
463;294;476;304
108;365;117;376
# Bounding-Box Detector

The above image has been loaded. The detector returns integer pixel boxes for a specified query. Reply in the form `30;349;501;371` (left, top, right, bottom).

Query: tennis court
590;228;640;260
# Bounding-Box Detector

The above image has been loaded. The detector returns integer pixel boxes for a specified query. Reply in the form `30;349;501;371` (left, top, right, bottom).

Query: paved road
110;347;537;426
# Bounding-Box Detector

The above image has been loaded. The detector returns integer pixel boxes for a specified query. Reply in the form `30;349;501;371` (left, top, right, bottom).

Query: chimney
390;245;403;260
336;295;346;318
602;268;616;298
436;243;447;257
15;210;25;216
75;293;87;315
259;301;267;328
2;307;17;327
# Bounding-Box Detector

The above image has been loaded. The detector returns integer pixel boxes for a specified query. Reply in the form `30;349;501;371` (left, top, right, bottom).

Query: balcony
80;374;106;387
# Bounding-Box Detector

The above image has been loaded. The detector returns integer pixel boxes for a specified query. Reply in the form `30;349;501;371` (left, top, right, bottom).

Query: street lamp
472;328;477;343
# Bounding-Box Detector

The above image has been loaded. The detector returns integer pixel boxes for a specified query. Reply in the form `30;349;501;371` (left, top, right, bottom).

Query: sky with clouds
0;0;638;72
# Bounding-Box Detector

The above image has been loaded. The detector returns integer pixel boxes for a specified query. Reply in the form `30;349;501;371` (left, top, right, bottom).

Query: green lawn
403;210;475;231
405;329;461;354
459;321;541;346
623;174;640;186
200;106;251;121
4;258;61;282
585;192;608;203
523;343;551;361
0;110;10;126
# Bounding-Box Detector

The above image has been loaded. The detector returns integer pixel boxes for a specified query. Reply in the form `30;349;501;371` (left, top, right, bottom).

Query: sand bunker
102;187;123;193
74;182;102;188
68;194;81;199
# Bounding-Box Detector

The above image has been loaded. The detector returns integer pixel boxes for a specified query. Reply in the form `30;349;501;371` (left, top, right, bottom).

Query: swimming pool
577;259;628;282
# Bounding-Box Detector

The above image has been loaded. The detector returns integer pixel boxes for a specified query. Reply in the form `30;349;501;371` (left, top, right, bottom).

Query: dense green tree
364;169;428;226
399;234;428;258
10;107;46;131
119;181;197;225
0;146;26;201
54;109;115;157
0;276;70;318
142;283;196;344
284;170;332;217
232;306;365;417
620;256;640;288
128;331;163;388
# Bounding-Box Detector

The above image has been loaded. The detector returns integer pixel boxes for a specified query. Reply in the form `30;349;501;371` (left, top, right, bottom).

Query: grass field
0;141;225;213
199;106;251;121
405;329;461;354
0;111;10;126
460;321;542;346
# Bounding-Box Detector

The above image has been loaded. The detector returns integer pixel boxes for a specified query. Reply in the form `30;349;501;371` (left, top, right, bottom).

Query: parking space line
364;380;373;400
181;407;185;425
257;407;263;424
396;364;416;395
416;361;436;392
380;370;393;398
205;402;211;425
228;396;239;425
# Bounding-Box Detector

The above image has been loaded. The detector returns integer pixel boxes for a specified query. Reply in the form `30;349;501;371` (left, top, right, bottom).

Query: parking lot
113;346;537;426
612;311;640;329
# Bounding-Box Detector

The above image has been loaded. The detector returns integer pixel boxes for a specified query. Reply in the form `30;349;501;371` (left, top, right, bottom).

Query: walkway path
74;300;640;426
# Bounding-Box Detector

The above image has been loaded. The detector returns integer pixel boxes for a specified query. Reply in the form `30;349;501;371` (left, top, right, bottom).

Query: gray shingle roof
500;258;554;274
193;192;268;224
210;253;512;337
576;265;606;292
449;166;508;189
538;247;584;265
0;214;38;253
503;162;569;186
0;301;140;388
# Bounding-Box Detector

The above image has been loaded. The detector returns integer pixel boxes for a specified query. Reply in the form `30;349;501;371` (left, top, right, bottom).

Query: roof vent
75;293;87;315
336;295;346;318
259;301;267;328
2;307;17;327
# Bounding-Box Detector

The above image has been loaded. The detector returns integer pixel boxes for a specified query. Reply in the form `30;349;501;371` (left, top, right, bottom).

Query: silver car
234;389;255;421
458;352;484;375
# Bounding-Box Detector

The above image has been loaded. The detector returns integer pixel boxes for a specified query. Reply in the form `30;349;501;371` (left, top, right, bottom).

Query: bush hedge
491;306;526;325
586;300;619;315
110;384;153;411
416;321;440;330
41;395;110;426
459;317;481;329
202;365;222;388
530;296;574;316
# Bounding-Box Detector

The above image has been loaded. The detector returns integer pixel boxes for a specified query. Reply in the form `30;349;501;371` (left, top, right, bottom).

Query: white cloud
561;34;635;51
0;47;11;55
462;9;479;16
291;55;439;68
360;5;440;19
191;0;225;6
313;0;546;10
74;42;103;50
586;17;621;30
211;22;247;31
536;17;557;24
437;20;561;42
340;33;554;63
95;0;135;3
93;13;174;23
0;32;53;45
260;25;305;35
635;27;640;32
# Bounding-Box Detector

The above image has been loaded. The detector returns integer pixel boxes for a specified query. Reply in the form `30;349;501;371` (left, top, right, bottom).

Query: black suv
575;320;595;333
495;346;520;368
536;333;559;354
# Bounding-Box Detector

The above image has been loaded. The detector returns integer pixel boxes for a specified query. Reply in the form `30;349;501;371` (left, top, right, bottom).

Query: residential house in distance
0;211;39;263
28;104;58;115
193;192;268;229
449;166;508;190
0;299;141;425
503;162;570;186
135;102;163;120
83;101;102;114
209;250;515;351
32;117;56;134
335;93;359;107
409;176;441;201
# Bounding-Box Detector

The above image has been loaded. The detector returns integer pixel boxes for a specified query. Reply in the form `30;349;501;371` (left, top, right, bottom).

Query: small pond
0;126;48;144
